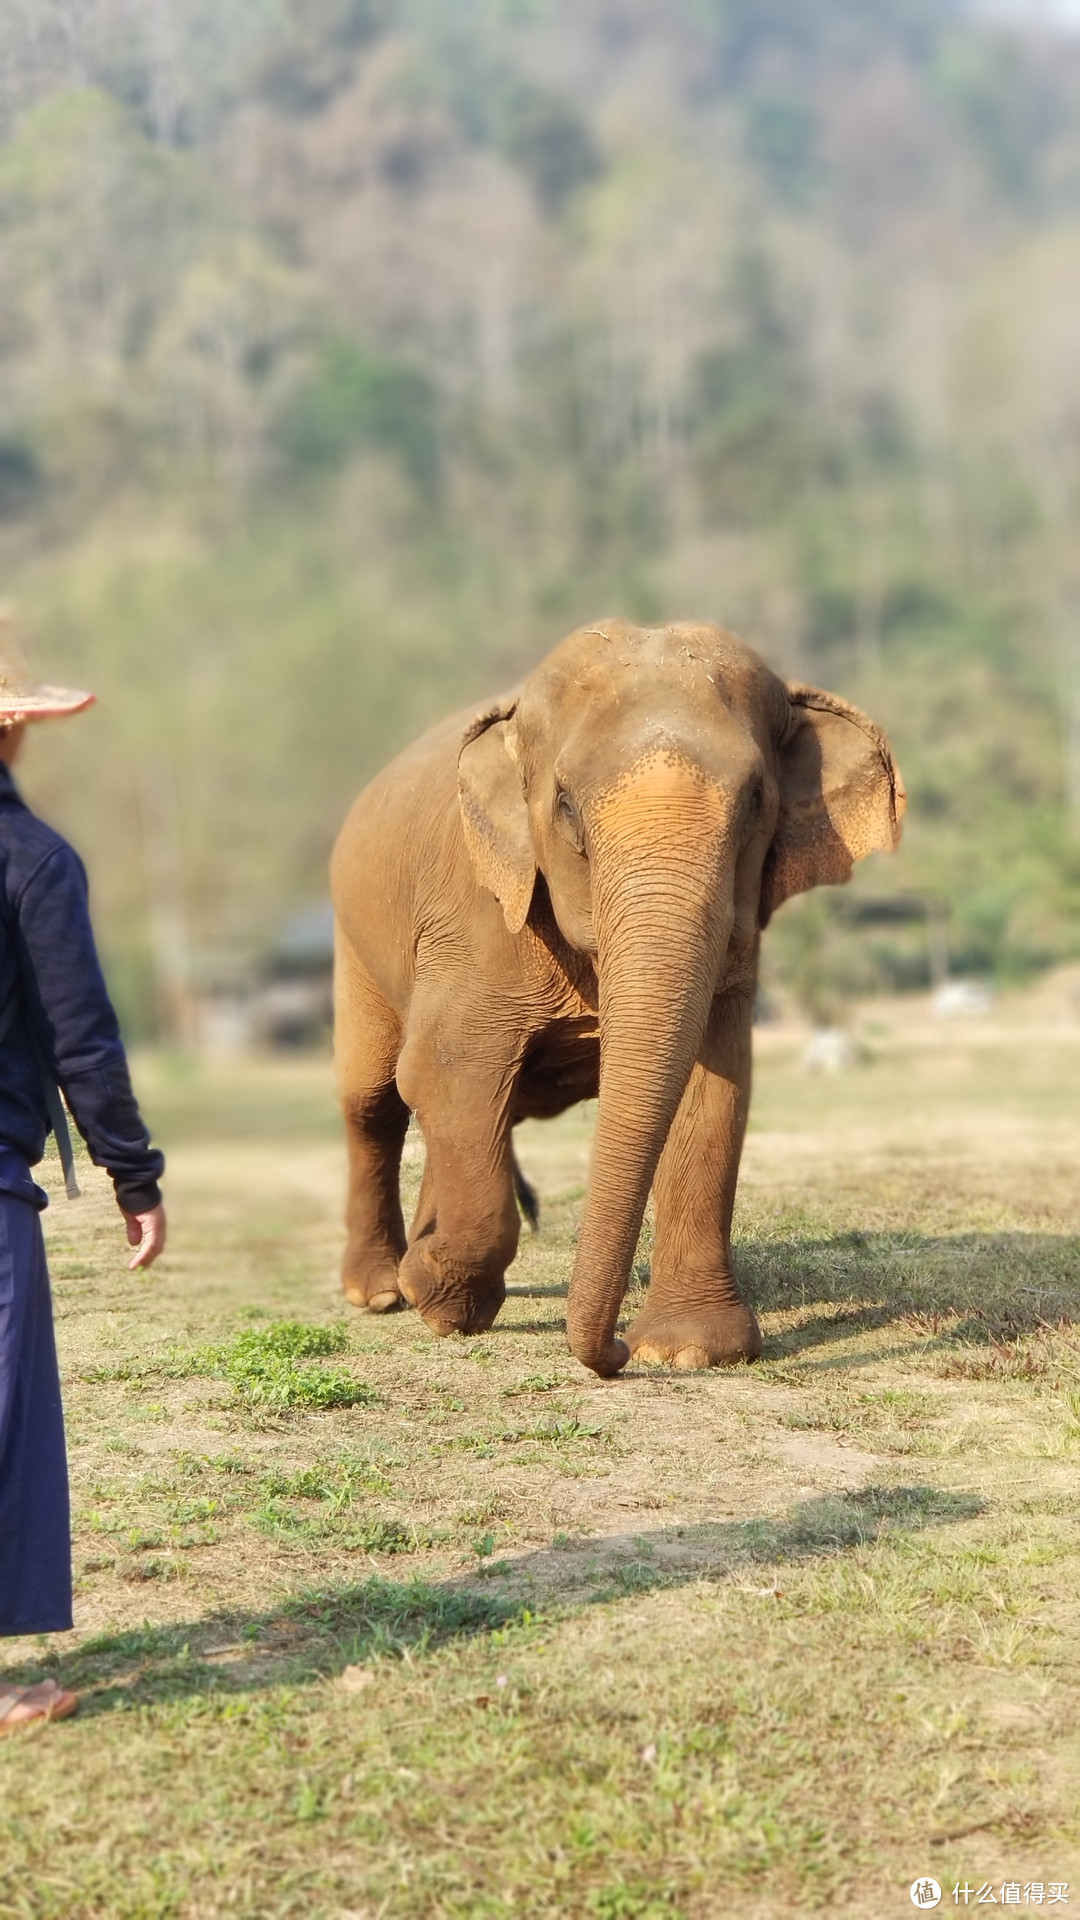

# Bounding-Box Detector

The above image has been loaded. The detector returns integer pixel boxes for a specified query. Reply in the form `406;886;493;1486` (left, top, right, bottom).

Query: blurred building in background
0;0;1079;1039
199;904;335;1054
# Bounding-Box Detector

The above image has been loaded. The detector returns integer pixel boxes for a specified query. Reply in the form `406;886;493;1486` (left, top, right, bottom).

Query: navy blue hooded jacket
0;763;163;1213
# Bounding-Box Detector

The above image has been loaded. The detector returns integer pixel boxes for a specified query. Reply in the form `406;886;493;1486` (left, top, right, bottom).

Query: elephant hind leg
335;936;409;1313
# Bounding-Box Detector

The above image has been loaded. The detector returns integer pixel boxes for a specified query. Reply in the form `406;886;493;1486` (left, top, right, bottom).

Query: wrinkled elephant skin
331;621;904;1376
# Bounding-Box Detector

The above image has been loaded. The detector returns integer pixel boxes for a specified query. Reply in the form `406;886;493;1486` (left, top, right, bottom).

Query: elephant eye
745;777;766;826
554;788;586;853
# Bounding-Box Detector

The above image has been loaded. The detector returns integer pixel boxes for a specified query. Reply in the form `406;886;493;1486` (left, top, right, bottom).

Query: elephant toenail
366;1289;404;1313
673;1345;709;1370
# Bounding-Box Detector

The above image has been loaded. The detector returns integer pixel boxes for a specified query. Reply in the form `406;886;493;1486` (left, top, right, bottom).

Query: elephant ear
458;701;536;934
760;685;905;927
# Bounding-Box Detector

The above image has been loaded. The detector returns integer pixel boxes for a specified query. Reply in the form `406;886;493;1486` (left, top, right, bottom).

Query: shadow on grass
494;1231;1079;1360
2;1483;981;1715
737;1231;1080;1363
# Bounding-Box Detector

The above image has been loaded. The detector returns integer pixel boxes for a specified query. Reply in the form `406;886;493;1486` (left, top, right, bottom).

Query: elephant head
458;622;904;1374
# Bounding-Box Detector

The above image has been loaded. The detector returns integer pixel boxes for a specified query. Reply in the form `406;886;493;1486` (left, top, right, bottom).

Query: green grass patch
206;1323;375;1410
86;1320;382;1411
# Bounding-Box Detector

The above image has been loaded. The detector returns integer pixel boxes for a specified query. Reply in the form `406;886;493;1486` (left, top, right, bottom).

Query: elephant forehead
555;702;764;800
588;748;738;829
526;620;775;713
550;618;760;672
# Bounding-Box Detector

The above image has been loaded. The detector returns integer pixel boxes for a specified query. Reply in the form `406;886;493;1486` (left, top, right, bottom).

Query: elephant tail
512;1154;540;1232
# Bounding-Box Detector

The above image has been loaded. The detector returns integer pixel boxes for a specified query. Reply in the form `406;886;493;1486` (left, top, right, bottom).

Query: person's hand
124;1203;167;1270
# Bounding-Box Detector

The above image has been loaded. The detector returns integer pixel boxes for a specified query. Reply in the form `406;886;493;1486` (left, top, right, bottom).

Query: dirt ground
1;989;1078;1919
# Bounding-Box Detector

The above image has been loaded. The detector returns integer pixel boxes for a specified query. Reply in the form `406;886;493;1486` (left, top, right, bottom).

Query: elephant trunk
566;768;734;1374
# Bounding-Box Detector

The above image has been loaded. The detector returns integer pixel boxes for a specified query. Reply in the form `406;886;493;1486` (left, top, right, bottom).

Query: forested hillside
2;0;1080;1027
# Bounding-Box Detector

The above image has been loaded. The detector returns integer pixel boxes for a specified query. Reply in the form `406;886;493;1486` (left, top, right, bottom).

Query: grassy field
1;996;1079;1919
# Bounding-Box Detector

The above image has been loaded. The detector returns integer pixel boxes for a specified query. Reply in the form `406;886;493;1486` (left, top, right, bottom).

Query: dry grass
1;995;1079;1918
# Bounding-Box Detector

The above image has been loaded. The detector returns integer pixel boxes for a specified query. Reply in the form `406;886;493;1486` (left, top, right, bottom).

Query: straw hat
0;617;94;722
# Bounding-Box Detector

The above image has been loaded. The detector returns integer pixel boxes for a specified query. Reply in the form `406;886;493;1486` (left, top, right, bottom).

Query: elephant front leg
336;940;409;1313
396;1035;522;1336
628;989;762;1369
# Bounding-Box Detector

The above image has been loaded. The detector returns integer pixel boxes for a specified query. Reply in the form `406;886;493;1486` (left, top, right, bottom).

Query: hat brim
0;687;96;721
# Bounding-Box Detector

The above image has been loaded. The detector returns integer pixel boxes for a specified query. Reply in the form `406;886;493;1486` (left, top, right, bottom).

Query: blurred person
0;629;165;1734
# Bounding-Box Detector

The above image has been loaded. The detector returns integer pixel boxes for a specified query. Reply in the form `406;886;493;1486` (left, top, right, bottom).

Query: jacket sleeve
14;843;165;1213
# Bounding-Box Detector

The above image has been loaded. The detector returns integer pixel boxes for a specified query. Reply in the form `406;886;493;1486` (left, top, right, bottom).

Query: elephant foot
342;1251;406;1315
627;1299;762;1370
397;1240;506;1337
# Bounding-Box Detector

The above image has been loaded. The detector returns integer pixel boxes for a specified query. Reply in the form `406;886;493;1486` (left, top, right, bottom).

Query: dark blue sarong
0;1155;72;1636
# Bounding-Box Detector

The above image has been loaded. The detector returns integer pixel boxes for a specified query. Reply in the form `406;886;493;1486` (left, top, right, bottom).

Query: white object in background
801;1028;855;1074
932;982;994;1018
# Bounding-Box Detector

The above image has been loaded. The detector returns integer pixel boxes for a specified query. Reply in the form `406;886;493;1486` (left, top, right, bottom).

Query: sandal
0;1679;79;1734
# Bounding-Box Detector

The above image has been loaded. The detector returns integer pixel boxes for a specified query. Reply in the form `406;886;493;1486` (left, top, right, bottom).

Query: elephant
331;620;904;1378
